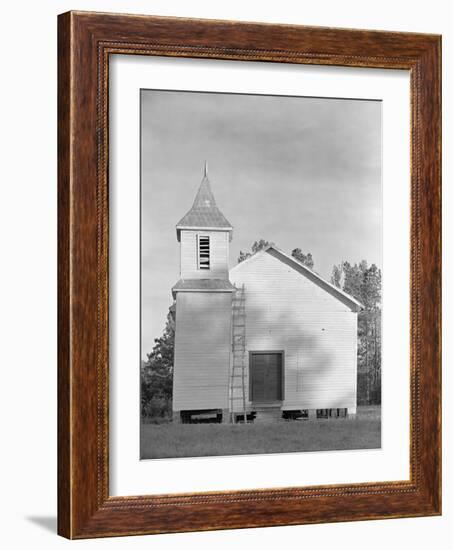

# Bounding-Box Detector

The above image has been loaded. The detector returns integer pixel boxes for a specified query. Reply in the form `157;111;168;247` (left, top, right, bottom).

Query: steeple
176;164;233;241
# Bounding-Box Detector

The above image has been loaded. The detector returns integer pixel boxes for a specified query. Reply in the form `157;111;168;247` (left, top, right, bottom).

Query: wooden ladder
230;284;247;423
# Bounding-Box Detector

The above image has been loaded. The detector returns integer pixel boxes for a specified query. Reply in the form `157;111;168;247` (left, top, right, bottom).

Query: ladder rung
230;286;246;414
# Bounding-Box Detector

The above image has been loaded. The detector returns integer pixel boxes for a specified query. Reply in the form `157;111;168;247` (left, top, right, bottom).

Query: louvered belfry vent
198;235;210;269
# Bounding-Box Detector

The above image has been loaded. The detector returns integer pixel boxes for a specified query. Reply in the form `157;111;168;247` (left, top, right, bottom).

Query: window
198;235;210;270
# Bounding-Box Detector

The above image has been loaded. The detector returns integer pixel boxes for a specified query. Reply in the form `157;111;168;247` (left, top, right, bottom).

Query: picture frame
57;10;441;539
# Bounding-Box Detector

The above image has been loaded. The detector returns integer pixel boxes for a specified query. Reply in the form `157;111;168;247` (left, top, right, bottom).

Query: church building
171;166;362;423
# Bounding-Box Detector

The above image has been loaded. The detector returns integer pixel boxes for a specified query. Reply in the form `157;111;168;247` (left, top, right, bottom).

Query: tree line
331;260;381;405
141;240;381;421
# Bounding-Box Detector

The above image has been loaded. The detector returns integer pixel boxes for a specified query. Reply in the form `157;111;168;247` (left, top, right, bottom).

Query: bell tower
171;164;235;422
175;162;233;280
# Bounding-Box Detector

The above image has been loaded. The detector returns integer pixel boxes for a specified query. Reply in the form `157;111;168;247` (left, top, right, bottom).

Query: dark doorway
250;352;283;403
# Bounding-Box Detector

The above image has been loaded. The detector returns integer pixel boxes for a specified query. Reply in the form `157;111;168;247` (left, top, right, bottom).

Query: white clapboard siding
230;251;358;410
173;291;232;410
180;229;229;279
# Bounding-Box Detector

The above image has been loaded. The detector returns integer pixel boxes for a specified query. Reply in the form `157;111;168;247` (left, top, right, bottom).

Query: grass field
140;406;381;459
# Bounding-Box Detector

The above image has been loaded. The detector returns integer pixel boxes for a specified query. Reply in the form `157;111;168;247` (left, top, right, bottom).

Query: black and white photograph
140;89;382;460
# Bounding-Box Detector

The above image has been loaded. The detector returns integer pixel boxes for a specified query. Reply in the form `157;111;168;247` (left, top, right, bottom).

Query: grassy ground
140;406;381;459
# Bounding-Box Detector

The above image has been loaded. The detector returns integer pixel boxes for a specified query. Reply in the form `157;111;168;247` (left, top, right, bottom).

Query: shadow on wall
242;298;356;408
143;292;358;422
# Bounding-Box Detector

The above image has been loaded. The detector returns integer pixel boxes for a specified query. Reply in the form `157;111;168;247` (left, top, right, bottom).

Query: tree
141;306;175;419
331;263;344;288
331;260;382;405
237;239;274;263
237;241;315;271
291;249;314;270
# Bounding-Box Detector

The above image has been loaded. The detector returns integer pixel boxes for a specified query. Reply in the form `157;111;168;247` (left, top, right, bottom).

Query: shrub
142;396;172;424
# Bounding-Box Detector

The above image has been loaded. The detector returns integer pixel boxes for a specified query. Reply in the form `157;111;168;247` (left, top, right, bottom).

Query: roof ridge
230;245;364;310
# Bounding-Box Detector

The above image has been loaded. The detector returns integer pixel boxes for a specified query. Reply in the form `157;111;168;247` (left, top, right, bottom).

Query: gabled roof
176;165;233;241
172;278;236;299
230;245;364;312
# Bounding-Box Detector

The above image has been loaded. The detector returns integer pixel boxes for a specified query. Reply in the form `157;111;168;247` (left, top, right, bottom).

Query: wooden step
253;408;283;424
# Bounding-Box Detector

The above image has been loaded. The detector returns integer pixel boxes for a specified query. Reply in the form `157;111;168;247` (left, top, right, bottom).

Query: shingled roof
176;164;233;241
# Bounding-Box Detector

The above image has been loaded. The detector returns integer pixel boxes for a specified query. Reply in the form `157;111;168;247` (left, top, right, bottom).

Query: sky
141;90;382;357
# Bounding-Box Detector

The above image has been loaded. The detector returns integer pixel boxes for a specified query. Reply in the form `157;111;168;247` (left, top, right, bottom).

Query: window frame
197;234;211;270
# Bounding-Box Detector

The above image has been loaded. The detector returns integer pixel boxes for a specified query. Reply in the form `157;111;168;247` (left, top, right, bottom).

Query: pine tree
330;260;382;405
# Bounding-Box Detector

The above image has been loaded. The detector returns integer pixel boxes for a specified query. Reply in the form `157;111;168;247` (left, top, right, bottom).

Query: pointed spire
175;163;233;241
192;172;216;209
